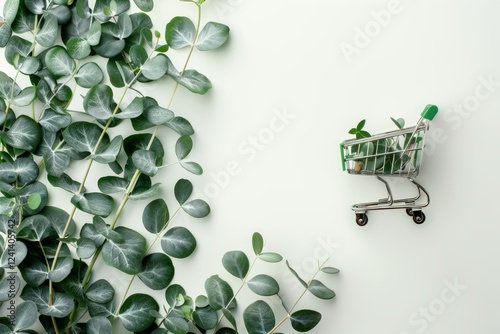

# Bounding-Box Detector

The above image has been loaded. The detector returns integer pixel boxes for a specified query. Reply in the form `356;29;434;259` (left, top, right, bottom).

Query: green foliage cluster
0;0;337;333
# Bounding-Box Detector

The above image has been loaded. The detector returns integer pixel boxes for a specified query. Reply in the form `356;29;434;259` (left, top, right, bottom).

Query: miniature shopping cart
340;104;438;226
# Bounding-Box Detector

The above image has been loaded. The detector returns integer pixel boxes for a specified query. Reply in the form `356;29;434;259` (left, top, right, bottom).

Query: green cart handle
421;104;438;121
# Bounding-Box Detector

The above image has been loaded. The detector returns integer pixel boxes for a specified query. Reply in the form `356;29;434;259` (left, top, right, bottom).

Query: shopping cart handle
421;104;438;121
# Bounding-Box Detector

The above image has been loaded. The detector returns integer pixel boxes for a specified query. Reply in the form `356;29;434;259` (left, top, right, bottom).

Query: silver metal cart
340;105;438;226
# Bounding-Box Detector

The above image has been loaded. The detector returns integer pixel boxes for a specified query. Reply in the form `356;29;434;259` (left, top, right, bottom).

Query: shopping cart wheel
412;211;425;224
355;213;368;226
405;208;413;216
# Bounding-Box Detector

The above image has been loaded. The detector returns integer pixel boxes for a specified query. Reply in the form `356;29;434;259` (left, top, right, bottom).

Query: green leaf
286;260;307;288
163;314;189;334
129;44;148;67
36;13;58;47
182;199;210;218
76;237;97;259
81;223;106;248
39;109;72;132
193;306;218;331
243;300;275;334
91;135;123;163
204;275;234;311
115;97;143;119
165;284;186;307
119;293;159;332
19;181;48;216
165;16;195;49
180;161;203;175
71;192;114;217
93;215;124;243
45;46;76;77
67;37;91;59
20;285;74;317
24;0;45;15
222;250;249;279
165;116;194;136
142;198;169;233
0;23;12;47
3;0;20;25
98;176;128;194
13;301;38;331
40;206;76;237
141;54;169;80
141;105;174;126
356;119;366;131
47;173;84;194
252;232;264;256
83;84;115;119
290;310;322;332
107;58;135;88
307;280;336;300
161;226;196;259
321;266;340;274
129;182;161;201
93;33;125;58
13;157;39;186
132;149;158;176
27;192;41;210
48;256;74;282
247;274;280;296
174;178;192;205
196;22;230;51
0;115;41;151
11;86;36;106
86;316;112;334
19;56;41;74
16;214;53;241
134;0;153;11
18;258;47;287
102;226;147;274
123;134;164;162
391;117;405;129
85;279;115;303
75;62;104;88
0;71;19;99
175;135;192;160
62;121;109;153
167;60;212;94
137;253;175;290
0;274;20;301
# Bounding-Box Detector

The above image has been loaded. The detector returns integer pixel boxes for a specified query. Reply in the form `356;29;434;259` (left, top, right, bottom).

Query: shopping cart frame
340;105;438;226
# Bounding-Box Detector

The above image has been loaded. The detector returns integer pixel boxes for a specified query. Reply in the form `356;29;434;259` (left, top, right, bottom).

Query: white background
2;0;500;333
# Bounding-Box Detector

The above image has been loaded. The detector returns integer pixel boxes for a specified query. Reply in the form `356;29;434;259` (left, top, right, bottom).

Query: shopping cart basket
340;104;438;226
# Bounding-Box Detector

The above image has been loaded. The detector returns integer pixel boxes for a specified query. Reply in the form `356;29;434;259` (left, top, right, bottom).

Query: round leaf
45;46;76;77
131;149;158;176
290;310;322;332
165;284;186;307
119;293;159;332
196;22;230;51
182;199;210;218
85;279;115;304
14;301;38;330
83;84;114;119
307;279;336;300
134;0;153;11
243;300;275;334
252;232;264;255
142;198;169;233
161;226;196;258
77;237;97;259
75;62;104;88
86;316;112;334
102;227;147;274
247;274;280;296
222;250;249;279
137;253;175;290
175;135;192;160
174;178;192;205
165;16;195;49
204;275;234;311
35;12;58;47
0;115;41;151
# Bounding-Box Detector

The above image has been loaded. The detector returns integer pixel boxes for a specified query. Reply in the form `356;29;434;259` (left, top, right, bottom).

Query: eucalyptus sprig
0;0;337;333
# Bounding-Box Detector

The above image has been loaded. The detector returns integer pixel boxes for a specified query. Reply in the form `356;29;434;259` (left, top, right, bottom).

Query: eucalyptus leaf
165;116;194;136
39;205;76;237
290;310;322;332
161;226;196;259
91;135;123;164
62;121;109;153
131;149;158;176
222;250;249;279
134;0;153;11
93;215;124;243
163;315;189;334
87;20;102;45
129;44;147;67
193;306;218;331
182;199;210;218
83;84;115;119
85;279;115;303
119;293;159;332
102;226;147;274
13;301;38;331
13;157;39;186
196;22;230;51
0;23;12;47
174;178;192;205
48;256;74;282
16;214;53;242
24;0;45;15
86;316;112;334
93;33;125;58
35;13;58;47
39;109;72;132
75;62;104;88
141;54;168;80
19;56;41;74
204;275;234;311
321;266;340;274
11;86;36;106
76;237;97;259
286;260;307;288
47;173;84;194
307;279;336;300
0;274;20;301
3;0;20;25
98;176;128;194
107;57;135;87
142;105;174;125
71;192;114;217
18;257;47;287
247;274;280;296
180;161;203;175
129;183;163;201
165;16;195;49
165;284;186;307
19;181;48;216
175;135;192;160
45;46;76;77
115;97;143;119
20;285;74;317
137;253;175;290
252;232;264;255
67;36;91;59
243;300;275;334
142;198;169;233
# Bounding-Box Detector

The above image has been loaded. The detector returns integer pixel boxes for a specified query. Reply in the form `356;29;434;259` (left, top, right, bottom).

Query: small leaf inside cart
390;117;405;130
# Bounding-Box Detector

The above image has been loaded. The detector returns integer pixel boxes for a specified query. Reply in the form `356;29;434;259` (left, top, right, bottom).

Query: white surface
2;0;500;333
